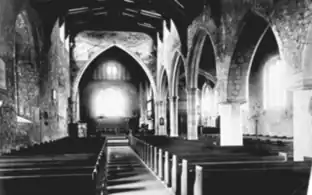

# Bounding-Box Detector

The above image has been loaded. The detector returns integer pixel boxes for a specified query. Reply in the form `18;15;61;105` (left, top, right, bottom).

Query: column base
158;125;167;136
187;88;199;141
219;103;243;146
170;132;179;137
293;90;312;161
187;135;198;140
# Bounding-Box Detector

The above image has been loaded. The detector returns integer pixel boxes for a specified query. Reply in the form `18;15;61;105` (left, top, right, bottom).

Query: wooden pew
0;137;108;195
186;161;312;195
129;135;289;195
8;137;104;156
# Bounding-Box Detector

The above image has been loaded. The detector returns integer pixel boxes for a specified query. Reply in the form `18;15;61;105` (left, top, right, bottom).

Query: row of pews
0;137;108;195
128;135;312;195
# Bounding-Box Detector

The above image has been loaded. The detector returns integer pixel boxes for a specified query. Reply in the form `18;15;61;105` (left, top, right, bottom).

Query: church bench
0;154;97;169
0;137;108;195
182;160;311;195
8;137;104;156
129;136;287;195
0;166;94;177
134;135;277;155
0;174;95;195
179;155;286;164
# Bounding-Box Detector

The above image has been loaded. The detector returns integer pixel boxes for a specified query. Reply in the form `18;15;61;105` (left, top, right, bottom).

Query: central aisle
107;146;172;195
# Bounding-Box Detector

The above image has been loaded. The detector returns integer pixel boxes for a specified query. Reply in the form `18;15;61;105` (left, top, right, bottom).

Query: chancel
0;0;311;195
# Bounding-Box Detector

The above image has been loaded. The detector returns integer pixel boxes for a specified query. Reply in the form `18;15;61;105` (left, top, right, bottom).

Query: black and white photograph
0;0;311;195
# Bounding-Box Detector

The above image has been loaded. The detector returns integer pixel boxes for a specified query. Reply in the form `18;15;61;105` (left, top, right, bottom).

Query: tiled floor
107;146;172;195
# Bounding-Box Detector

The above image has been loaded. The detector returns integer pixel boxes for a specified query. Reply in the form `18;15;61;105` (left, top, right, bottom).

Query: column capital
156;100;164;105
218;99;246;105
186;88;200;97
290;76;312;91
168;96;179;101
186;87;200;92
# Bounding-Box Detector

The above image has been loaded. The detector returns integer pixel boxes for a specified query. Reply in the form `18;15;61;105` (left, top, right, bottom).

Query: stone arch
180;69;216;86
171;50;187;97
72;44;157;121
157;65;166;94
187;27;217;88
15;6;44;64
159;67;170;97
15;11;35;64
199;69;217;84
227;11;282;103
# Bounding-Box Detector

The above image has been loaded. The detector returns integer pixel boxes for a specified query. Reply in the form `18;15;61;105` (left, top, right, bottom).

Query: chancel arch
72;44;157;122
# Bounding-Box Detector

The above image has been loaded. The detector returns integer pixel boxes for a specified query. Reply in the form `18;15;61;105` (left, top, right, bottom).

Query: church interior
0;0;312;194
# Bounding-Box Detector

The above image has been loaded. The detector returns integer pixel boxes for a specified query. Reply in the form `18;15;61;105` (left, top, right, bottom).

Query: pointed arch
179;68;216;86
158;65;166;93
171;50;186;97
227;11;282;103
187;27;217;88
198;69;217;84
159;67;170;97
72;44;157;122
15;11;35;64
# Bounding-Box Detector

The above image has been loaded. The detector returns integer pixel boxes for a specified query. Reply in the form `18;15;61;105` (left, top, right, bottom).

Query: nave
1;0;312;194
1;134;310;195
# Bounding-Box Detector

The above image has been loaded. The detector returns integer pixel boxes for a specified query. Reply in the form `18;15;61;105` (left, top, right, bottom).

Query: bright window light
106;64;119;79
93;88;127;117
106;66;112;76
263;56;286;109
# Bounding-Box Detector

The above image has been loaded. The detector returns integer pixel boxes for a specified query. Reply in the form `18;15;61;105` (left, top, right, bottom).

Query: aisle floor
107;146;172;195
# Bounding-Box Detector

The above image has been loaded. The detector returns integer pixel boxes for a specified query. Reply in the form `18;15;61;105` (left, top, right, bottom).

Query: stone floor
107;146;172;195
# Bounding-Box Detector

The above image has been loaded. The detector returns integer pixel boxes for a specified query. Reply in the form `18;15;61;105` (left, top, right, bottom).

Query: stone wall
72;31;156;79
157;20;182;96
39;19;70;141
16;62;40;143
14;10;42;145
0;0;46;152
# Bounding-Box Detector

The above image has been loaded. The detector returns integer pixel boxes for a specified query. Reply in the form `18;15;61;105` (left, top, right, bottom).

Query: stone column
76;90;80;122
169;96;179;137
219;103;243;146
158;100;167;135
154;101;160;135
293;90;312;161
139;103;144;127
187;88;199;140
139;83;144;126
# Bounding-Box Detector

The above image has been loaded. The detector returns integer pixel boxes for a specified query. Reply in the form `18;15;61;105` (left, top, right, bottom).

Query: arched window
106;63;119;79
263;56;286;109
106;65;112;76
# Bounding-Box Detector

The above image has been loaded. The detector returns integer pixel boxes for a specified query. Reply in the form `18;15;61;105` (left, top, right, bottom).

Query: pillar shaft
219;103;243;146
157;101;166;135
169;96;179;137
154;101;159;135
293;90;312;161
187;88;199;140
